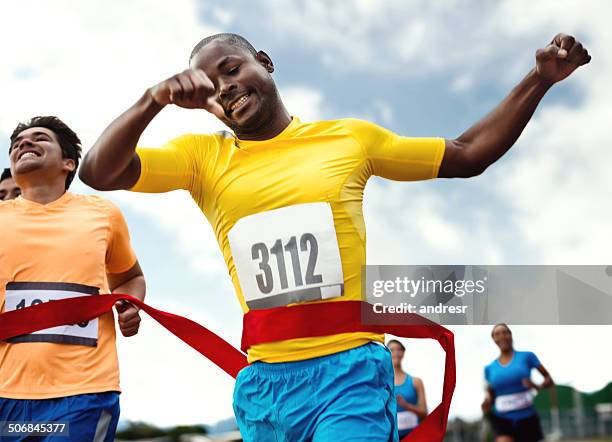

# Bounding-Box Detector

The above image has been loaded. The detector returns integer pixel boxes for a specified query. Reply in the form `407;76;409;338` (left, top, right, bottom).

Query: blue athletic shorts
0;392;120;442
233;342;398;442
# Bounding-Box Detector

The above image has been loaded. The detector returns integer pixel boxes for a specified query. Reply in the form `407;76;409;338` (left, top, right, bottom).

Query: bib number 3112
229;203;344;310
252;233;322;293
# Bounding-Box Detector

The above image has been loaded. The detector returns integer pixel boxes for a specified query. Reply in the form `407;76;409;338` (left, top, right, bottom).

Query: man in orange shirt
0;116;145;441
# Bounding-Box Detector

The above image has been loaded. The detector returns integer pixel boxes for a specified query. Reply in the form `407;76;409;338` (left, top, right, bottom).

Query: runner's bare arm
535;364;554;390
79;69;223;190
400;377;428;419
482;384;495;414
107;260;145;298
439;33;590;178
523;364;554;391
107;261;146;337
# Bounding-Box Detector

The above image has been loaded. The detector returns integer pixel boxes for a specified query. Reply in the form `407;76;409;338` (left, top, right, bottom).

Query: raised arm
439;33;591;178
79;69;223;190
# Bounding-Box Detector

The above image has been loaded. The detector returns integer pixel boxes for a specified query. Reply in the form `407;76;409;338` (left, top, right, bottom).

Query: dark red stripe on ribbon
0;296;454;441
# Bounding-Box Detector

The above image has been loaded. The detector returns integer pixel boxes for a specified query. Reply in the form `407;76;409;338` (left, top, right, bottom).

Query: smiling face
492;324;513;352
189;39;283;137
9;127;75;188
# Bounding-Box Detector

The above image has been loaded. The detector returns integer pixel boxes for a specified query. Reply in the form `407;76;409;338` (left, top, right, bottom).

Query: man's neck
21;181;67;205
234;106;292;141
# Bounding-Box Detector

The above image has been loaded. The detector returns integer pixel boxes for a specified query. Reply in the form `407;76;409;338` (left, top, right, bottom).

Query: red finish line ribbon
243;301;456;442
0;295;454;441
0;294;247;377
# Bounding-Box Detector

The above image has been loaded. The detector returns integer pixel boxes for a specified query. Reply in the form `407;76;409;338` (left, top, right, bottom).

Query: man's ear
256;51;274;73
62;158;76;174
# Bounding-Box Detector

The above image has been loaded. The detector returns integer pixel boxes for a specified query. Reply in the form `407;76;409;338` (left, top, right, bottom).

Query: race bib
228;203;344;310
4;282;100;347
397;411;419;430
495;390;534;413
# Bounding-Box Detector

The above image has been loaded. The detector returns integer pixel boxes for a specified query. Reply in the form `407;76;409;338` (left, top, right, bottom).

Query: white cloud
249;0;504;77
393;21;427;62
365;181;505;265
280;86;326;122
210;8;234;27
0;1;218;133
248;0;610;101
450;74;475;94
373;100;395;126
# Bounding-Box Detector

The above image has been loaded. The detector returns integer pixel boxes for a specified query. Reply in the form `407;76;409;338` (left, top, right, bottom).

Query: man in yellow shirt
0;116;145;442
79;33;590;441
0;168;20;201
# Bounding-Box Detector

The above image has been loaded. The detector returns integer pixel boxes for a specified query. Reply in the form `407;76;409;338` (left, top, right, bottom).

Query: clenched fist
536;33;591;84
149;69;225;119
115;300;141;337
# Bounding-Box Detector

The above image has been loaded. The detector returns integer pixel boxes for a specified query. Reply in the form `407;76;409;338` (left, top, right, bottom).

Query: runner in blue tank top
482;324;554;442
387;340;428;439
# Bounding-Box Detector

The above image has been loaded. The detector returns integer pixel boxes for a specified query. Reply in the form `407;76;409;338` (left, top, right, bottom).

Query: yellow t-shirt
0;192;137;399
133;118;445;363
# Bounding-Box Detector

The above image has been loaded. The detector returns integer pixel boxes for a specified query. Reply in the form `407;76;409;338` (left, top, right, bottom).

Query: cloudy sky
1;0;611;427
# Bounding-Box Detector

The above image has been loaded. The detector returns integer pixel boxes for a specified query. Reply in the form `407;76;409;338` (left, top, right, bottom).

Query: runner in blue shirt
482;324;554;442
387;339;428;439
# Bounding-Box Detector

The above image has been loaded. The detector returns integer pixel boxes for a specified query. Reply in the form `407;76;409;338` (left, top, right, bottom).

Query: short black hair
1;168;11;182
491;323;512;338
387;339;406;352
190;33;257;62
10;116;82;190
